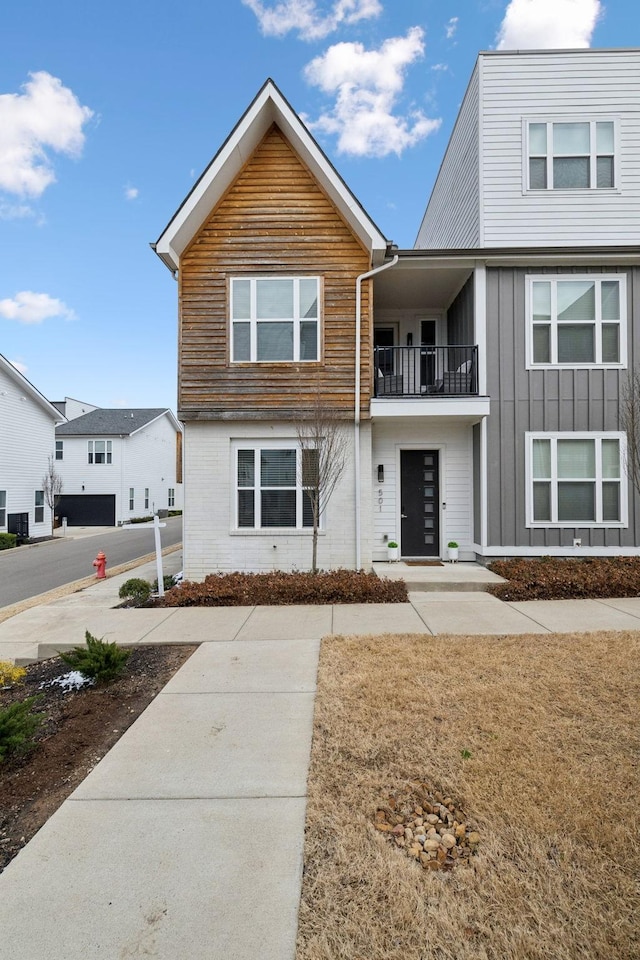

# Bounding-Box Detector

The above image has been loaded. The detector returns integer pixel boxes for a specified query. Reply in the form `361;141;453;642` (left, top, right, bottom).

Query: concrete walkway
2;559;640;958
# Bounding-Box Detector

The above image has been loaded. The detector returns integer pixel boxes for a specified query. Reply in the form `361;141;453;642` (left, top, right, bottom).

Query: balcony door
420;319;438;392
400;450;440;557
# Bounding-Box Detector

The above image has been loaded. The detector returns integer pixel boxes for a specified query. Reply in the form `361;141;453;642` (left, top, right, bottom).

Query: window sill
527;363;626;371
230;528;325;536
522;188;621;197
527;522;626;529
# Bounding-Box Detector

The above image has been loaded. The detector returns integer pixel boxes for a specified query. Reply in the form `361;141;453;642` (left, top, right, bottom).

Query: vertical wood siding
485;265;640;548
179;125;371;421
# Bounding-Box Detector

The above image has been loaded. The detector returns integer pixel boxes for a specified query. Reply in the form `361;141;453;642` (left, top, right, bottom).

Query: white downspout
354;255;399;569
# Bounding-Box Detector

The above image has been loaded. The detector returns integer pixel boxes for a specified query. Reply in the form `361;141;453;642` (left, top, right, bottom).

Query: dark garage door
57;495;116;526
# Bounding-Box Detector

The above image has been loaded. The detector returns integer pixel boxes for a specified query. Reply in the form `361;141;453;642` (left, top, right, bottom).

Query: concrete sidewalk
2;560;640;958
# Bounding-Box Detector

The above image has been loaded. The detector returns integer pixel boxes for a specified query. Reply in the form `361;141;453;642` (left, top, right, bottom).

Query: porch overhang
370;397;490;421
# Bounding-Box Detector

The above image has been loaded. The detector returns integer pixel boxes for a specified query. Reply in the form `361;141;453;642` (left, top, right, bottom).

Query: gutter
354;254;399;569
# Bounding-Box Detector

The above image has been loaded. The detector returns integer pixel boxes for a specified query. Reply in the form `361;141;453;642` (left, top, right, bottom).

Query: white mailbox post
122;514;167;596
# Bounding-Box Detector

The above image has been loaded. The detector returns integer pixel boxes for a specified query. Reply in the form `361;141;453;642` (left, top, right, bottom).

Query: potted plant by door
447;541;459;562
387;540;399;562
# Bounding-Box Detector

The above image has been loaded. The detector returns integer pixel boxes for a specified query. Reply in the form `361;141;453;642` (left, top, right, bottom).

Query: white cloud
0;71;93;198
9;359;28;375
0;201;35;220
445;16;458;40
0;291;75;325
124;185;139;200
304;27;441;157
242;0;381;40
497;0;601;49
431;62;450;72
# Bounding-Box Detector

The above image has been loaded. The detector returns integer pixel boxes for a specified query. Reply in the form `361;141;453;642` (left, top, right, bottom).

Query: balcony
374;345;478;398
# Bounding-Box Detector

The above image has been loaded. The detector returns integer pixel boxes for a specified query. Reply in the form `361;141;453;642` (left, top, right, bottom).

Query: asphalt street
0;516;182;608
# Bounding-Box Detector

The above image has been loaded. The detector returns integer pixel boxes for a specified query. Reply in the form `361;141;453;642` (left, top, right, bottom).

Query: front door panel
400;450;440;557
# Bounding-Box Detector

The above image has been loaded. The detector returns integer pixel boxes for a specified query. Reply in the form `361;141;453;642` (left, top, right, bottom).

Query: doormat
404;560;444;566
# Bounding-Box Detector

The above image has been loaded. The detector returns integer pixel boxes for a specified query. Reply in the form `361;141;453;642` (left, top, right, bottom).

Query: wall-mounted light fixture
377;464;384;483
406;332;413;346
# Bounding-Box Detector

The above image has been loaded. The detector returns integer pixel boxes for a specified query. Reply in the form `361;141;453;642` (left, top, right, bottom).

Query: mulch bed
488;556;640;601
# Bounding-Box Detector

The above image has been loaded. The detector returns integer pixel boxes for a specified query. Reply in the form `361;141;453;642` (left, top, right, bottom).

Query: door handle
401;514;408;519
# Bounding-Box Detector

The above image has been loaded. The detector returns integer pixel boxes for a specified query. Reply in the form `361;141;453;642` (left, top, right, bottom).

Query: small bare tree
42;455;63;536
296;394;349;574
621;366;640;499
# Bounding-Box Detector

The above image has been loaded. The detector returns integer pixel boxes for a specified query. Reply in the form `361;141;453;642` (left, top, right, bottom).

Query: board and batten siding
0;364;57;535
372;420;474;560
485;265;640;549
178;125;372;422
480;50;640;247
415;63;480;250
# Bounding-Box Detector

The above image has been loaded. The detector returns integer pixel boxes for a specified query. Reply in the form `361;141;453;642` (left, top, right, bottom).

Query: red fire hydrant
93;551;107;579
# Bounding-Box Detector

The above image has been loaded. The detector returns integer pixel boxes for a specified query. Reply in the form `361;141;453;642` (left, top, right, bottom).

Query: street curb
0;543;182;625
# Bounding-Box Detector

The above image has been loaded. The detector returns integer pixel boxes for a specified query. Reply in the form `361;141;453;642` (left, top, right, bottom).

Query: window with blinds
527;120;615;190
236;446;315;529
527;433;625;526
231;277;320;362
527;275;625;368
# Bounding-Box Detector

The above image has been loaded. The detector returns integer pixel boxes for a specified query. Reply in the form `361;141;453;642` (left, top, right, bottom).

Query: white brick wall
183;420;371;579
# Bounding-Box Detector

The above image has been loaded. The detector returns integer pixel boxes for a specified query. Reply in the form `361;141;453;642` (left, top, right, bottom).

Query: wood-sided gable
179;124;373;421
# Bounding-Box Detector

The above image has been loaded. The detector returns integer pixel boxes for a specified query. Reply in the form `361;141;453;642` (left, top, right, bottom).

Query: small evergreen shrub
152;574;177;592
0;696;43;761
0;533;17;550
0;662;26;687
118;578;151;602
59;631;131;684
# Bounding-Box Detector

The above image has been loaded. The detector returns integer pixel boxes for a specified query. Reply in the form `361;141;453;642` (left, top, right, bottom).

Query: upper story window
527;121;615;190
526;275;626;368
231;277;319;362
88;440;112;464
55;440;63;461
527;433;626;527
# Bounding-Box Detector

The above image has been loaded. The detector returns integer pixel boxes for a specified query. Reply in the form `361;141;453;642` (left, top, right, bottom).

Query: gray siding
486;264;640;548
447;275;474;344
416;64;480;249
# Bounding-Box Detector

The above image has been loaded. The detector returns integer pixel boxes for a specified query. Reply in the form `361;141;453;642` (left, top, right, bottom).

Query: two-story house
55;408;183;526
154;49;640;578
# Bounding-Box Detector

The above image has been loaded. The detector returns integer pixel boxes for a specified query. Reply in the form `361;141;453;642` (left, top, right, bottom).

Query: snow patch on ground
40;671;95;693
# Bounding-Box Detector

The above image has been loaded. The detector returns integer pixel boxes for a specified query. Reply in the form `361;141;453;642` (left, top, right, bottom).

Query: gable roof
56;408;179;437
0;352;63;422
152;79;389;272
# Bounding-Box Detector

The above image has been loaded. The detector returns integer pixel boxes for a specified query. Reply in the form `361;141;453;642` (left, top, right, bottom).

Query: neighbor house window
144;488;150;511
129;488;135;511
0;491;6;526
168;488;175;508
88;440;112;464
55;440;63;461
527;120;615;189
527;433;626;526
527;275;625;367
236;445;315;529
35;490;44;524
231;277;320;362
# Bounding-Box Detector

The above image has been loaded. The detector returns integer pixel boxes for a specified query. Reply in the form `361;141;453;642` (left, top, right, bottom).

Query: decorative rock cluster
374;781;480;872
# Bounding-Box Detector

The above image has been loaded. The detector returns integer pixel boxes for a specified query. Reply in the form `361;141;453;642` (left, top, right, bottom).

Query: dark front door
400;450;440;557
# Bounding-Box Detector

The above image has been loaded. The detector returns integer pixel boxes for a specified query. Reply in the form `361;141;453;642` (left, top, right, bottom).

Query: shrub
159;569;408;607
152;574;177;592
488;556;640;601
59;631;131;684
0;696;42;761
0;533;17;551
128;515;154;524
118;578;151;602
0;662;26;687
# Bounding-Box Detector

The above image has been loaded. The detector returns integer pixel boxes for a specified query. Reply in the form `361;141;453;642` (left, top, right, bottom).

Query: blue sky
0;0;634;410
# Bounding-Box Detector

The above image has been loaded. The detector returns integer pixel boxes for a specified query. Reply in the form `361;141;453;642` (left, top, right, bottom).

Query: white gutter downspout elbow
354;254;399;569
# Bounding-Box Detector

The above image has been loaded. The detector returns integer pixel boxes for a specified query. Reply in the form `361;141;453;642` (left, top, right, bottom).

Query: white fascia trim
474;262;487;394
370;397;490;420
473;544;640;557
129;410;182;437
155;82;387;271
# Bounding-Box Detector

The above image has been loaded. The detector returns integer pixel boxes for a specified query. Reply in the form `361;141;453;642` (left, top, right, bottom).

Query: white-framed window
129;488;135;511
527;120;615;190
230;277;320;362
144;488;150;511
235;444;317;530
55;440;63;461
88;440;112;464
35;490;44;524
526;432;626;527
526;275;626;368
168;488;175;508
0;491;6;527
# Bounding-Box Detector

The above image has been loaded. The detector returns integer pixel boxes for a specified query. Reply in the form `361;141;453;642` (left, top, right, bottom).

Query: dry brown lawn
297;631;640;960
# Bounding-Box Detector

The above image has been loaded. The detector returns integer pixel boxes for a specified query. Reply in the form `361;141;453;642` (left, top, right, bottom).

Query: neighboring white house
0;353;62;540
55;408;183;526
51;396;99;422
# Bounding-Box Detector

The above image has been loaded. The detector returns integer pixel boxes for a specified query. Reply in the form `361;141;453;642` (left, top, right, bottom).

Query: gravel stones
374;781;479;872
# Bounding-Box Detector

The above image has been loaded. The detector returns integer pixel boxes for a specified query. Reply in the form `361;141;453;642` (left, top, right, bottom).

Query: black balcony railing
373;345;478;398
